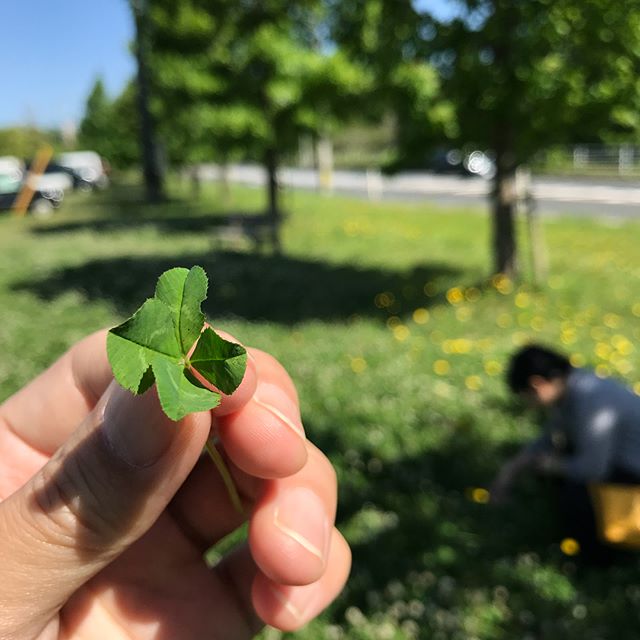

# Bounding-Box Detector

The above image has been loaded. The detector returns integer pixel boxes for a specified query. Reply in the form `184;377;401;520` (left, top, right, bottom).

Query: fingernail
274;488;330;566
102;384;175;467
267;584;318;623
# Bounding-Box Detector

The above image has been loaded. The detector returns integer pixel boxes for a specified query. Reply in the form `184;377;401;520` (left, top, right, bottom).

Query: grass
2;180;640;639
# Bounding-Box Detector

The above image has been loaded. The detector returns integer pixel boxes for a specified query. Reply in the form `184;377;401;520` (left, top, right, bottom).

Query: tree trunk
133;3;164;203
491;144;517;277
264;147;281;253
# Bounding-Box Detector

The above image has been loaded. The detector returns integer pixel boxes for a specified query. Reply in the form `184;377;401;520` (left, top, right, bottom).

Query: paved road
199;164;640;218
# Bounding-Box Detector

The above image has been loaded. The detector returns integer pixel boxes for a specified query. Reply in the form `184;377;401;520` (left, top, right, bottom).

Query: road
198;164;640;218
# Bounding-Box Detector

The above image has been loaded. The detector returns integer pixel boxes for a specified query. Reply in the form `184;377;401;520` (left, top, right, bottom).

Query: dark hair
506;344;572;393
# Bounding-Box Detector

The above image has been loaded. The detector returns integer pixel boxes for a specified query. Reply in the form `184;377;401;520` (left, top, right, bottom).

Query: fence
533;144;640;178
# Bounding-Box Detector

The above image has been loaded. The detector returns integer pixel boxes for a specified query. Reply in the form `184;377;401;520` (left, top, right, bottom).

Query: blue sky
1;0;455;129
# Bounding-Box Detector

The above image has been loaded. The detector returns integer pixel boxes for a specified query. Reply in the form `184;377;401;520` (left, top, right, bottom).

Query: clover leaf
107;266;247;421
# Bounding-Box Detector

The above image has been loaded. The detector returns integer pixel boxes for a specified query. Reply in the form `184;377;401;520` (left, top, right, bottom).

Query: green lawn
2;181;640;639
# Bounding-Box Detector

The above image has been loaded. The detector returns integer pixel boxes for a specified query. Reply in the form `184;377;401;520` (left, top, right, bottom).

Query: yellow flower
515;292;530;309
423;281;437;297
434;360;450;375
350;357;367;374
456;306;472;322
595;363;610;378
492;274;513;295
393;325;410;342
530;316;545;331
374;292;394;309
594;343;611;360
467;487;490;504
465;375;482;391
570;353;586;367
452;338;473;354
386;316;402;329
484;360;503;376
560;538;580;556
603;313;621;329
446;287;464;305
465;287;481;302
412;308;430;324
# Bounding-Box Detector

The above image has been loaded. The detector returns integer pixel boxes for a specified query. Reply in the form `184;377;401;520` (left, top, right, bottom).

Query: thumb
0;382;210;638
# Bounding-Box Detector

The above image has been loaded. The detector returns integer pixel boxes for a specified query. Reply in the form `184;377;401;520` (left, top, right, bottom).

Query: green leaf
151;356;221;421
107;298;181;393
107;265;247;422
155;265;207;354
190;327;247;395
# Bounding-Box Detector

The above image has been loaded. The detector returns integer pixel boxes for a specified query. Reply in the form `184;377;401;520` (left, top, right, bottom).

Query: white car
57;151;109;190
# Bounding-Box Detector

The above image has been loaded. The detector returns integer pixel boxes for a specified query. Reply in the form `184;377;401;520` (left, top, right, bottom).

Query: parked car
0;173;63;215
56;151;109;190
0;156;24;181
427;148;496;179
23;160;75;193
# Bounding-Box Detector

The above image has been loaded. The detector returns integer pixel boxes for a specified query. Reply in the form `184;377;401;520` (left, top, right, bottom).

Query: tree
328;0;453;173
148;0;370;246
427;0;640;275
130;0;165;202
78;79;112;155
78;79;140;170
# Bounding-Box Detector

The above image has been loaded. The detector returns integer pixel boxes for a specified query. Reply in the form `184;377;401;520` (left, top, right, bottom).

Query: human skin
0;330;351;639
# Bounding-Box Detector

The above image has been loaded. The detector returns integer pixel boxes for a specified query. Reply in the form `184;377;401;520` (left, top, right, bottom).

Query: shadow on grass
15;252;460;324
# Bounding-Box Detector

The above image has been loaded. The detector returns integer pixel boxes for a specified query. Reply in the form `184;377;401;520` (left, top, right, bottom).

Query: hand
0;330;350;639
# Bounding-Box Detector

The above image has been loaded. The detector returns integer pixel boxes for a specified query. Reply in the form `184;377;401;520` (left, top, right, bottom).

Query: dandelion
412;308;430;324
350;357;367;374
560;538;580;556
465;287;481;302
484;360;503;376
386;316;402;329
393;325;410;342
570;353;586;367
465;375;482;391
434;360;450;375
452;338;473;354
515;292;530;309
603;313;621;329
446;287;464;305
530;316;545;331
492;274;513;295
466;487;490;503
375;292;395;309
424;281;437;297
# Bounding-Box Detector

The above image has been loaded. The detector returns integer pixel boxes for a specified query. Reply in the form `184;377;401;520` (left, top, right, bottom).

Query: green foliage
0;126;60;159
425;0;640;161
107;266;247;421
78;78;139;168
4;183;640;638
148;0;372;167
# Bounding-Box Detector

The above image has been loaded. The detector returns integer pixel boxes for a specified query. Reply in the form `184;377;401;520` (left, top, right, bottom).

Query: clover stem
205;436;244;514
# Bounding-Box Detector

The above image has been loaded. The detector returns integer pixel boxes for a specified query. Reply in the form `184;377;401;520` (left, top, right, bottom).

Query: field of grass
2;181;640;639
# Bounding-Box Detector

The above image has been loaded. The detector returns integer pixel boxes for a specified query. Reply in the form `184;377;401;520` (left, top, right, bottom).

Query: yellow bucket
590;483;640;549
